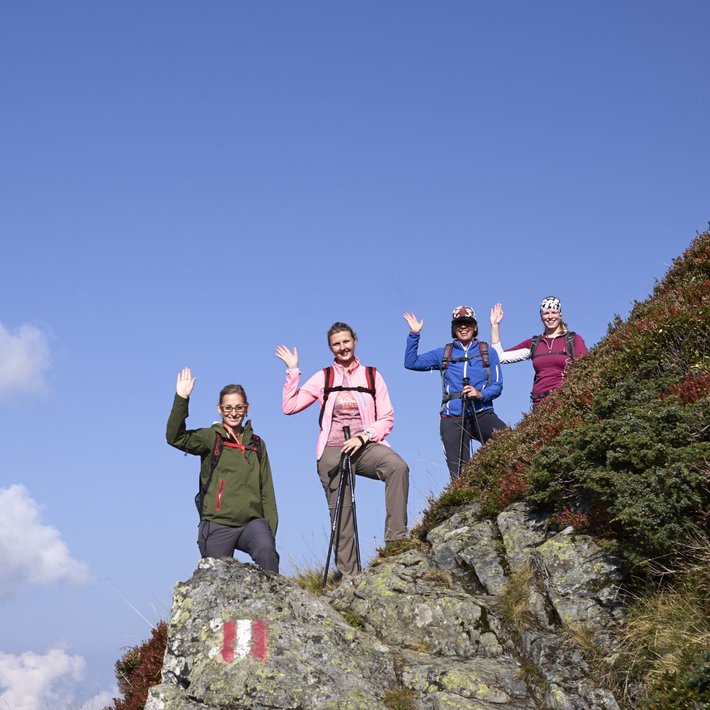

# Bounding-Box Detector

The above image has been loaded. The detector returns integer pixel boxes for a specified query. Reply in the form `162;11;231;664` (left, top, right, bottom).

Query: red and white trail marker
221;619;268;663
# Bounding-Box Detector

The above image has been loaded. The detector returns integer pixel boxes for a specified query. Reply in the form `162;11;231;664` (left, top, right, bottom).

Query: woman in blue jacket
404;306;506;479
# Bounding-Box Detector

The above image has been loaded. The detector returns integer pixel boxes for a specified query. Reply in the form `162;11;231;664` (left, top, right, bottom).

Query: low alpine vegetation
106;622;167;710
415;228;710;703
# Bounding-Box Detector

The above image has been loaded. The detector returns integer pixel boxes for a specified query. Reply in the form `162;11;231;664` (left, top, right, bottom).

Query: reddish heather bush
497;468;528;508
555;507;590;532
108;621;167;710
666;371;710;404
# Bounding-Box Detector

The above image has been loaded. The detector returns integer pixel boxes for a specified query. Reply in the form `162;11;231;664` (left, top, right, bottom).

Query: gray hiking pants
198;518;279;573
317;443;409;576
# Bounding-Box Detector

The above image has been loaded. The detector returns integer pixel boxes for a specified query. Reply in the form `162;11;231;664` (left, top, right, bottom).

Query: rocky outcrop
147;502;625;709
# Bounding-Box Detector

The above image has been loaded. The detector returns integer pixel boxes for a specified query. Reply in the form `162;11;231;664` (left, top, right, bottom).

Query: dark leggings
440;409;507;479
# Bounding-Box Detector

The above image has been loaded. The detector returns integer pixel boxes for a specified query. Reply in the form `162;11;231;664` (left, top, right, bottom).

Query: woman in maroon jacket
490;297;588;407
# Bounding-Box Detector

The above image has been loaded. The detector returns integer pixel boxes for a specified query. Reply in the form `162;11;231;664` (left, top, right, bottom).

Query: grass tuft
421;569;453;588
376;537;427;559
499;566;537;631
289;562;342;595
383;685;417;710
340;609;367;631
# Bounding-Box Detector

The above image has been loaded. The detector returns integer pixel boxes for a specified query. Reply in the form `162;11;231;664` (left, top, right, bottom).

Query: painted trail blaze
221;619;268;662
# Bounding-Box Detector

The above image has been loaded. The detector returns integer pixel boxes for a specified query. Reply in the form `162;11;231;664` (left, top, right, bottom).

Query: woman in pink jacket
276;322;409;577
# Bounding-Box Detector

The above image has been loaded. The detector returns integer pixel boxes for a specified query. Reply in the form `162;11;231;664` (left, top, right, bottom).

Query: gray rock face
496;502;549;574
535;527;624;631
427;504;507;595
328;550;503;659
148;503;625;709
146;558;396;709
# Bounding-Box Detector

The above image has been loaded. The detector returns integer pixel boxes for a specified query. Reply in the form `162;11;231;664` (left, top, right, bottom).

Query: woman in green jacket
166;367;279;573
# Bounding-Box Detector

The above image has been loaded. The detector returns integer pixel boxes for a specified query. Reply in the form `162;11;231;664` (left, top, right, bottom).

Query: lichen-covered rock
533;526;624;644
427;505;507;595
400;649;535;708
145;683;205;710
146;557;396;709
414;692;521;710
147;502;627;710
496;502;548;574
517;628;620;709
328;549;503;659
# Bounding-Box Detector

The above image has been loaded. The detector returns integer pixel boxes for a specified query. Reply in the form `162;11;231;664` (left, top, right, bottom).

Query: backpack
194;432;262;517
319;365;377;429
441;341;491;406
529;331;576;360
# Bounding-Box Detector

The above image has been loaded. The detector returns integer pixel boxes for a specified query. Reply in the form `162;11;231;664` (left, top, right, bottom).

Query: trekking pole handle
462;377;470;387
343;426;351;440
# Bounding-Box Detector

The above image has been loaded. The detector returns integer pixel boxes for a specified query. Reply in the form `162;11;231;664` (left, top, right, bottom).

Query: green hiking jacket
166;394;278;536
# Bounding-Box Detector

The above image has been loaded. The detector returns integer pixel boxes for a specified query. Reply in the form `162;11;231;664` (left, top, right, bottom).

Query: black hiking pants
440;409;507;479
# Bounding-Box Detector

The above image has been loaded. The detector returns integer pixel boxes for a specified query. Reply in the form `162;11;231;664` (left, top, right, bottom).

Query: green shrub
419;229;710;571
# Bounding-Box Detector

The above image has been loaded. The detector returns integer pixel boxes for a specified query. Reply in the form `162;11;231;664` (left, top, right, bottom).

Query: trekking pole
457;378;470;478
457;376;486;477
322;426;360;587
345;430;362;574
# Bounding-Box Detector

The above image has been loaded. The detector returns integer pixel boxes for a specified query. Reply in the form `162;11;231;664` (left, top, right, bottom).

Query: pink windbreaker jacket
282;357;395;459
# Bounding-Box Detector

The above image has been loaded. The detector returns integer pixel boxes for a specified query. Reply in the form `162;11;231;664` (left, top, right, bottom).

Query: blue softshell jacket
404;332;503;416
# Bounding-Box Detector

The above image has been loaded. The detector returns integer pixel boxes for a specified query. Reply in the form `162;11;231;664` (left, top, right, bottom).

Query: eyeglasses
220;405;247;414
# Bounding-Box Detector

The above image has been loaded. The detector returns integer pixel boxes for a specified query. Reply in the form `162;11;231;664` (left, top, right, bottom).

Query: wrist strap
357;435;366;446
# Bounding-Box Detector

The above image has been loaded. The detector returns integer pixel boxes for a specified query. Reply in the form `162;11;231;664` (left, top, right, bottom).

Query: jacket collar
454;339;479;351
331;356;361;375
213;418;254;444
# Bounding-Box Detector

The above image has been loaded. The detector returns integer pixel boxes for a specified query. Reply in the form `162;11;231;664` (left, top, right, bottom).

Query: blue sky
1;1;708;707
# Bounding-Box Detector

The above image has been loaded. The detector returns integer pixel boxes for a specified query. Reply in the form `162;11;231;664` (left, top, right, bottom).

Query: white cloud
77;686;119;710
0;321;50;396
0;647;85;710
0;485;90;601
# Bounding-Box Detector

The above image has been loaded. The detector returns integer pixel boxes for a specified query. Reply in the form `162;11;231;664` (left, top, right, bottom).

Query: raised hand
275;345;299;369
176;367;196;399
490;303;504;326
403;312;424;334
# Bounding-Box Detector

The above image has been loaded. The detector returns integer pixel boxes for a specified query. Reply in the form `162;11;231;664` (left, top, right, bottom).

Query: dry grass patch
290;563;342;595
383;685;417;710
499;565;537;630
421;569;453;588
